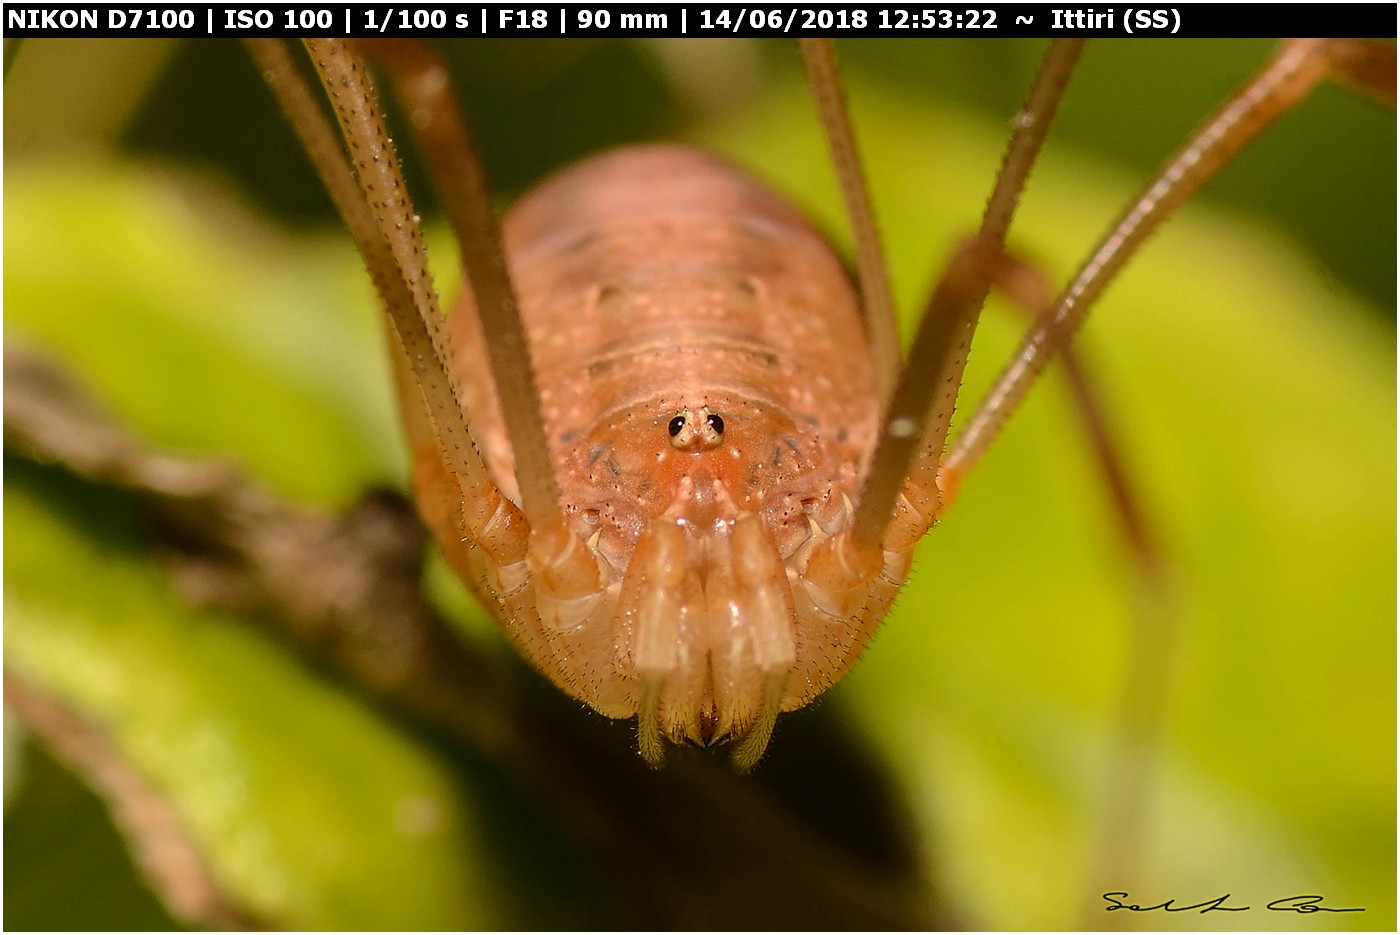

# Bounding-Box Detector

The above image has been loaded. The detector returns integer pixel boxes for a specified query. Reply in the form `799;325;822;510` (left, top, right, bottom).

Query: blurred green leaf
5;463;511;930
4;165;403;508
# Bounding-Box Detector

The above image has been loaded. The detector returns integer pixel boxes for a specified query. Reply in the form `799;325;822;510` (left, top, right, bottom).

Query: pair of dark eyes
668;413;724;437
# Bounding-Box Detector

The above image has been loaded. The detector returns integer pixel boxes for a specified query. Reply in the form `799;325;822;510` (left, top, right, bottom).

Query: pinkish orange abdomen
461;146;876;553
427;145;892;744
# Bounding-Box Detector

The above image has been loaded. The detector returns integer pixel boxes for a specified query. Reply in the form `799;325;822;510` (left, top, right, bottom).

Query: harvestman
246;38;1394;769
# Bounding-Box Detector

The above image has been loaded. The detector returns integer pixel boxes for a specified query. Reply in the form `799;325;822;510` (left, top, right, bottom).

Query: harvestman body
250;38;1394;769
416;144;895;764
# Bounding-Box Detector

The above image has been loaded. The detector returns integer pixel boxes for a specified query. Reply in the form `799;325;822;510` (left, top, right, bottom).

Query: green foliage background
5;38;1395;930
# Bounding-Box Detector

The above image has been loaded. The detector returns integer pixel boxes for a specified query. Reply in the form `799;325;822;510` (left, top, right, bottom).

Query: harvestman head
247;38;1394;770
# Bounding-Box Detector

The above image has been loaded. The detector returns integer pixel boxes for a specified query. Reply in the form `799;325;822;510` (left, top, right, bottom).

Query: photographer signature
1103;892;1364;914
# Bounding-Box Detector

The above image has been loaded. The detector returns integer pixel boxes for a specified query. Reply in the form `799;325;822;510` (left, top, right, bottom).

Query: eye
668;416;686;437
705;413;724;435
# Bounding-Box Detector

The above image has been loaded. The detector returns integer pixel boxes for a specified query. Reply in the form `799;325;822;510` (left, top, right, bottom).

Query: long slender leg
1326;37;1398;107
354;39;600;607
989;253;1159;571
245;39;527;565
800;39;1085;597
799;38;902;404
356;40;562;533
851;39;1086;552
943;38;1397;488
985;249;1177;906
